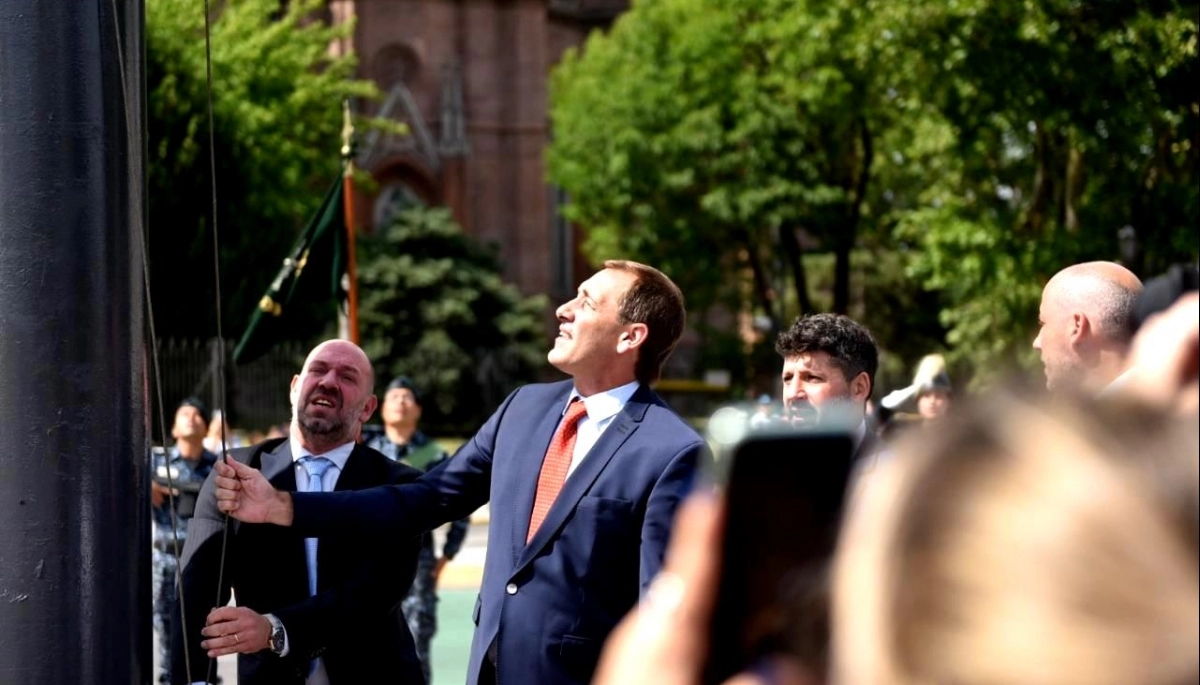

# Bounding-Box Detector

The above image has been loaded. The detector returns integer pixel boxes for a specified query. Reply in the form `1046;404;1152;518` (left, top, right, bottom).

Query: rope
104;0;199;680
110;0;234;681
201;1;236;682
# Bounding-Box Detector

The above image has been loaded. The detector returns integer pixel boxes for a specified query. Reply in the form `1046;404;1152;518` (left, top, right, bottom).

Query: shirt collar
1097;367;1136;399
853;419;868;453
566;380;640;423
290;438;355;472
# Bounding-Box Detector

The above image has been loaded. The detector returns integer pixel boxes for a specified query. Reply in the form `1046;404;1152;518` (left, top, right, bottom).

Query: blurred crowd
595;261;1199;685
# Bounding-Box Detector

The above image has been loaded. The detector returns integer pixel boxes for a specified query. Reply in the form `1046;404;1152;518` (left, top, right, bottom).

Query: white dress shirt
290;440;354;491
563;380;640;478
274;441;355;685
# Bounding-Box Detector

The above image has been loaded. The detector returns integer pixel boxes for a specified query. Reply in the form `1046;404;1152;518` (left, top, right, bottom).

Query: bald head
290;339;377;453
1034;262;1143;392
301;339;376;389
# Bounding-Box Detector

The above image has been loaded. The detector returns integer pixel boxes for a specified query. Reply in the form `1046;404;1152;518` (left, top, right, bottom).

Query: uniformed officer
151;396;219;683
366;376;469;684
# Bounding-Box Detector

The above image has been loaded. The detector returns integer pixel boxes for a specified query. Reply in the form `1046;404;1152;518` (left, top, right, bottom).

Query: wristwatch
265;613;287;656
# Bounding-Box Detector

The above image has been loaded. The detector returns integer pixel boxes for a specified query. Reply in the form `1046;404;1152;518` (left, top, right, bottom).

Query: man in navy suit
213;260;707;685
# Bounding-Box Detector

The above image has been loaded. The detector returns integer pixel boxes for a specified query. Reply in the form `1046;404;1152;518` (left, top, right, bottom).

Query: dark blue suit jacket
292;380;707;685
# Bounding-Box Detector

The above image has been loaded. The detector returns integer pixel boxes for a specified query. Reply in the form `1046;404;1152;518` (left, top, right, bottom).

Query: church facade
329;0;627;301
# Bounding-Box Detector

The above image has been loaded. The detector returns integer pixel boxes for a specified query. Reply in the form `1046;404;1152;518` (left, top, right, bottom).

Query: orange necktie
527;399;588;542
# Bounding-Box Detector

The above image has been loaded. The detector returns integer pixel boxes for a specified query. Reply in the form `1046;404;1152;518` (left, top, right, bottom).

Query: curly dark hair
775;314;878;397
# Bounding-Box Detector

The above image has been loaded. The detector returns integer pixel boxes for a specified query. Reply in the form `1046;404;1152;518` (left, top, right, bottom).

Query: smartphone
701;426;856;684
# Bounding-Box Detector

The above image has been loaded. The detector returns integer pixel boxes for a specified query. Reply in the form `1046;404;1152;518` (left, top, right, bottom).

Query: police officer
151;397;219;683
366;376;469;684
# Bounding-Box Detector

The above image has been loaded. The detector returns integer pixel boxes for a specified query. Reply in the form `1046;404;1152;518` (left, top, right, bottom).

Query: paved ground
156;520;488;684
430;519;489;685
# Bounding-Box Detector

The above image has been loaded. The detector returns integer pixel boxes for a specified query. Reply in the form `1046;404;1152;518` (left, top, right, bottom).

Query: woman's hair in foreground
834;389;1199;685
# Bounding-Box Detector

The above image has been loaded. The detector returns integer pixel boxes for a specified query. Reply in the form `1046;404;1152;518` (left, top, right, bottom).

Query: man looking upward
210;260;706;685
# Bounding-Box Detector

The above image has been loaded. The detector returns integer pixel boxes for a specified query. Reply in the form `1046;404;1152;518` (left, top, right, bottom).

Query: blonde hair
834;392;1199;685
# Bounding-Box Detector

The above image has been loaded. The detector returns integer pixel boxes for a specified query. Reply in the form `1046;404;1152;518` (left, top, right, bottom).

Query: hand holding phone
701;426;856;685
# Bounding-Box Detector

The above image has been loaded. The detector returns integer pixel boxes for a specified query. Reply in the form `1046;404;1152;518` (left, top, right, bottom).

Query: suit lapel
260;440;297;491
251;440;307;597
854;429;881;466
335;444;369;491
514;385;652;572
510;387;576;565
311;445;369;592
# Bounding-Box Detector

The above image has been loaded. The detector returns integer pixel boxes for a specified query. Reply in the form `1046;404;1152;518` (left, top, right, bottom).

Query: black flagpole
0;0;148;682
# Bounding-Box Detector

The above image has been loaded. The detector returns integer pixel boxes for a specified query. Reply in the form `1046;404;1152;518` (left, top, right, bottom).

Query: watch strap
265;613;287;656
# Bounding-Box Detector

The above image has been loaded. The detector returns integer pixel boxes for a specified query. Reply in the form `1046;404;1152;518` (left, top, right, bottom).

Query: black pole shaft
0;1;148;683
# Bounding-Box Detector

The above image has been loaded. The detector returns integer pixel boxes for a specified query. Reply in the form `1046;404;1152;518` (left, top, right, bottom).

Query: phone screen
702;429;855;684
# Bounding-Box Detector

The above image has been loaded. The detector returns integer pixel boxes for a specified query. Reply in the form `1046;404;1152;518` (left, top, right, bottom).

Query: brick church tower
328;0;627;301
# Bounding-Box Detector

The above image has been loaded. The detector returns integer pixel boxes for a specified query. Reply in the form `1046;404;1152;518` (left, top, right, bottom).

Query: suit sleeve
428;453;471;560
272;462;423;665
290;387;522;538
171;464;236;684
638;438;710;594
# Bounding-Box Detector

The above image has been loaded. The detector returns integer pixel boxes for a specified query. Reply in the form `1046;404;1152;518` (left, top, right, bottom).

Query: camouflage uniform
151;446;218;683
366;431;469;684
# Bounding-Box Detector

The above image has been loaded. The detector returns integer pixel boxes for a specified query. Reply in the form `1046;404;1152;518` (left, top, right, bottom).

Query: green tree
888;0;1199;382
146;0;378;341
549;0;897;331
548;0;1197;389
357;206;549;433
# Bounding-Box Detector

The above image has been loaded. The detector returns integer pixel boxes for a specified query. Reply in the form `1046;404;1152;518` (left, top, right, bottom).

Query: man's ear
1069;313;1088;341
289;374;300;405
361;394;379;423
617;323;649;354
851;371;872;403
1069;313;1093;349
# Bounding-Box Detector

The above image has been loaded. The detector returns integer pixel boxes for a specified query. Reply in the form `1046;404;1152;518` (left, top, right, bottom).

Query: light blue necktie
299;456;333;679
299;456;333;597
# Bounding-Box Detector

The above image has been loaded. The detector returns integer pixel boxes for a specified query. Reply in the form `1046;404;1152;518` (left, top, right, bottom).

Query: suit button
505;582;518;595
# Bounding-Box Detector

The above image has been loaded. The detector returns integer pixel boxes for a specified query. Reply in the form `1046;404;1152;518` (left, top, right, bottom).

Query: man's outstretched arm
214;455;478;538
216;385;523;536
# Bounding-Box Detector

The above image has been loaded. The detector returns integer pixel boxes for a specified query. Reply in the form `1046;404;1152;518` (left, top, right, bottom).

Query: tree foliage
550;0;891;330
357;207;549;433
889;0;1199;381
146;0;378;341
548;0;1198;389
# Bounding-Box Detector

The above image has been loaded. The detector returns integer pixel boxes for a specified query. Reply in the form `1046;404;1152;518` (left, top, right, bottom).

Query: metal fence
148;338;307;445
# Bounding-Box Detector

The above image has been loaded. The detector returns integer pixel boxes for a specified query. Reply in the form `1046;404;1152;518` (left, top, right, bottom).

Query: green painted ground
429;588;478;685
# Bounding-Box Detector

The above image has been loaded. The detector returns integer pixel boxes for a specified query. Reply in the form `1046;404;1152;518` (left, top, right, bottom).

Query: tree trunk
779;223;812;319
1062;140;1084;233
739;230;781;333
1021;122;1056;236
834;118;874;314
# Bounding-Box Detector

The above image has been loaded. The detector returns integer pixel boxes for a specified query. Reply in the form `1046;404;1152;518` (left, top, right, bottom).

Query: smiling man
775;313;884;465
209;260;706;685
172;339;426;685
